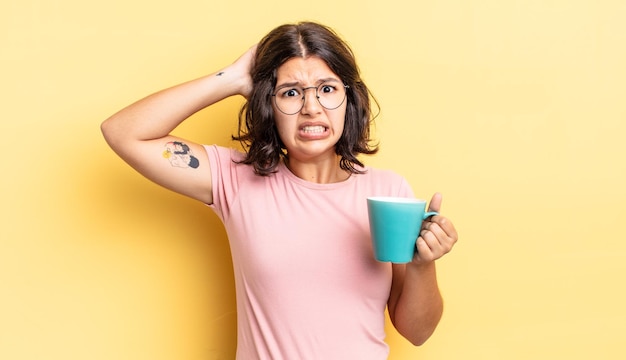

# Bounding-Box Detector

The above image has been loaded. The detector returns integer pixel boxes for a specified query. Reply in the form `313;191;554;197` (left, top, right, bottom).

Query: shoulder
203;144;246;163
361;165;407;182
354;165;414;198
203;144;258;185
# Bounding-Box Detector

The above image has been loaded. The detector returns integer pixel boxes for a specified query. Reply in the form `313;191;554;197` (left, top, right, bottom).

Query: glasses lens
273;83;347;115
317;83;347;110
274;88;302;115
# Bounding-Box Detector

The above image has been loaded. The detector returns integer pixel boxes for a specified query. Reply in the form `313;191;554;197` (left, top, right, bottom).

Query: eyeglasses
271;82;349;115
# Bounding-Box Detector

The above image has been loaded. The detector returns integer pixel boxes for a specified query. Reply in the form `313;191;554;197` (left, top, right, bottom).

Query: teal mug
367;197;438;263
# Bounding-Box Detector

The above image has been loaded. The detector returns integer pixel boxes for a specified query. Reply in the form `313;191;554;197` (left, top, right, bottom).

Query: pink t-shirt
205;145;414;360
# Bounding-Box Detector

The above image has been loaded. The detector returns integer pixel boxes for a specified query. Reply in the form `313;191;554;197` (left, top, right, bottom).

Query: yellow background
2;0;625;359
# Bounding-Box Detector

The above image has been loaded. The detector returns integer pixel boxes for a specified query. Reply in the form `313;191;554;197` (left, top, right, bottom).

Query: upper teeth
303;126;325;133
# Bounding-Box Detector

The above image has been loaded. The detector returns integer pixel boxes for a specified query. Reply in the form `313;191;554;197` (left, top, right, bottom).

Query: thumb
428;192;443;212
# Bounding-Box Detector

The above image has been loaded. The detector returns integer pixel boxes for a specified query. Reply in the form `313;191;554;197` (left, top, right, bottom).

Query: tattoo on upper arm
162;141;200;169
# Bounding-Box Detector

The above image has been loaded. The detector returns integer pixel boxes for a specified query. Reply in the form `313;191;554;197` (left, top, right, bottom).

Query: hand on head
227;44;257;99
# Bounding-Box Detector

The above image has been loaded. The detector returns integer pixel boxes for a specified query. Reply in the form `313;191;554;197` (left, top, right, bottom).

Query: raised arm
101;46;255;204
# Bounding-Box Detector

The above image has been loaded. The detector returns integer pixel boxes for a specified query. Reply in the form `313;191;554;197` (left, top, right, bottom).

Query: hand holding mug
413;193;458;265
367;193;458;264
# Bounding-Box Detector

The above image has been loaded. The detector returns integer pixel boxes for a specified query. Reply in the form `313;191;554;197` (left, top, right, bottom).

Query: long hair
233;21;379;175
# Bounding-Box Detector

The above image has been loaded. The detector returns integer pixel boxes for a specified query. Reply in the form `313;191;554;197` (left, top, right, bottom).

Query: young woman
102;21;458;359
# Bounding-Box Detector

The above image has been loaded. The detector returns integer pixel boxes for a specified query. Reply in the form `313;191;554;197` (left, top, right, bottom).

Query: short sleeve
203;145;247;222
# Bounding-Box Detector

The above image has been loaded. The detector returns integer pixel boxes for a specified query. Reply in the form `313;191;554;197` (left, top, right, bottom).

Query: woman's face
272;56;347;163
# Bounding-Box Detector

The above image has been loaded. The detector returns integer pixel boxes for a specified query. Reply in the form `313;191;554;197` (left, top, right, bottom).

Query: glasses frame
271;84;350;115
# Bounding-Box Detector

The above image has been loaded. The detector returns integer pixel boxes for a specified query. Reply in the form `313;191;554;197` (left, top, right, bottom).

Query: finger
425;222;446;242
421;218;432;230
419;228;440;249
416;235;435;261
417;231;441;262
430;220;458;255
428;192;443;213
431;216;458;242
425;227;454;261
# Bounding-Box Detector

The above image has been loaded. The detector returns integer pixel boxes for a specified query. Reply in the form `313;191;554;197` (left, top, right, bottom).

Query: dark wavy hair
233;21;379;176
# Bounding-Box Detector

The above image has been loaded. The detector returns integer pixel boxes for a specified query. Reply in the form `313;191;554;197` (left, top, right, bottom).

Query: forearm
101;68;245;146
392;261;444;346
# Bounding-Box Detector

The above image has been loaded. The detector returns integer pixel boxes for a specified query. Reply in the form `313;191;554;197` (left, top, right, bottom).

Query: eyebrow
275;77;341;90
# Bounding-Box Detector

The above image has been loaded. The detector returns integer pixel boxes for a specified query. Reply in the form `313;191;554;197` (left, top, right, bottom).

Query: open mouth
301;125;327;134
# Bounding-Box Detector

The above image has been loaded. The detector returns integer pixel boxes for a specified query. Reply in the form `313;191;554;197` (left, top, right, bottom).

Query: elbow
100;118;112;143
100;118;115;143
404;327;437;347
393;307;443;347
100;116;125;150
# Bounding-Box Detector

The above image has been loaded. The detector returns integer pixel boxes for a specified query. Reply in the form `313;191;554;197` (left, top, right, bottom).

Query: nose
300;86;322;114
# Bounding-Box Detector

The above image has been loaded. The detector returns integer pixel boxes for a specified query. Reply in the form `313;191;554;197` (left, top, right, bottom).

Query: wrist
218;63;252;98
407;259;437;276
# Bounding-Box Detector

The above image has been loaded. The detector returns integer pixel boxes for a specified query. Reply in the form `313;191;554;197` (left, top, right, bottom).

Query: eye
319;84;336;94
280;88;301;98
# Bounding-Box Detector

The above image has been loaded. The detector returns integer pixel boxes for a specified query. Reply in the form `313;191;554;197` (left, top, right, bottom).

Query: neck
284;155;351;184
